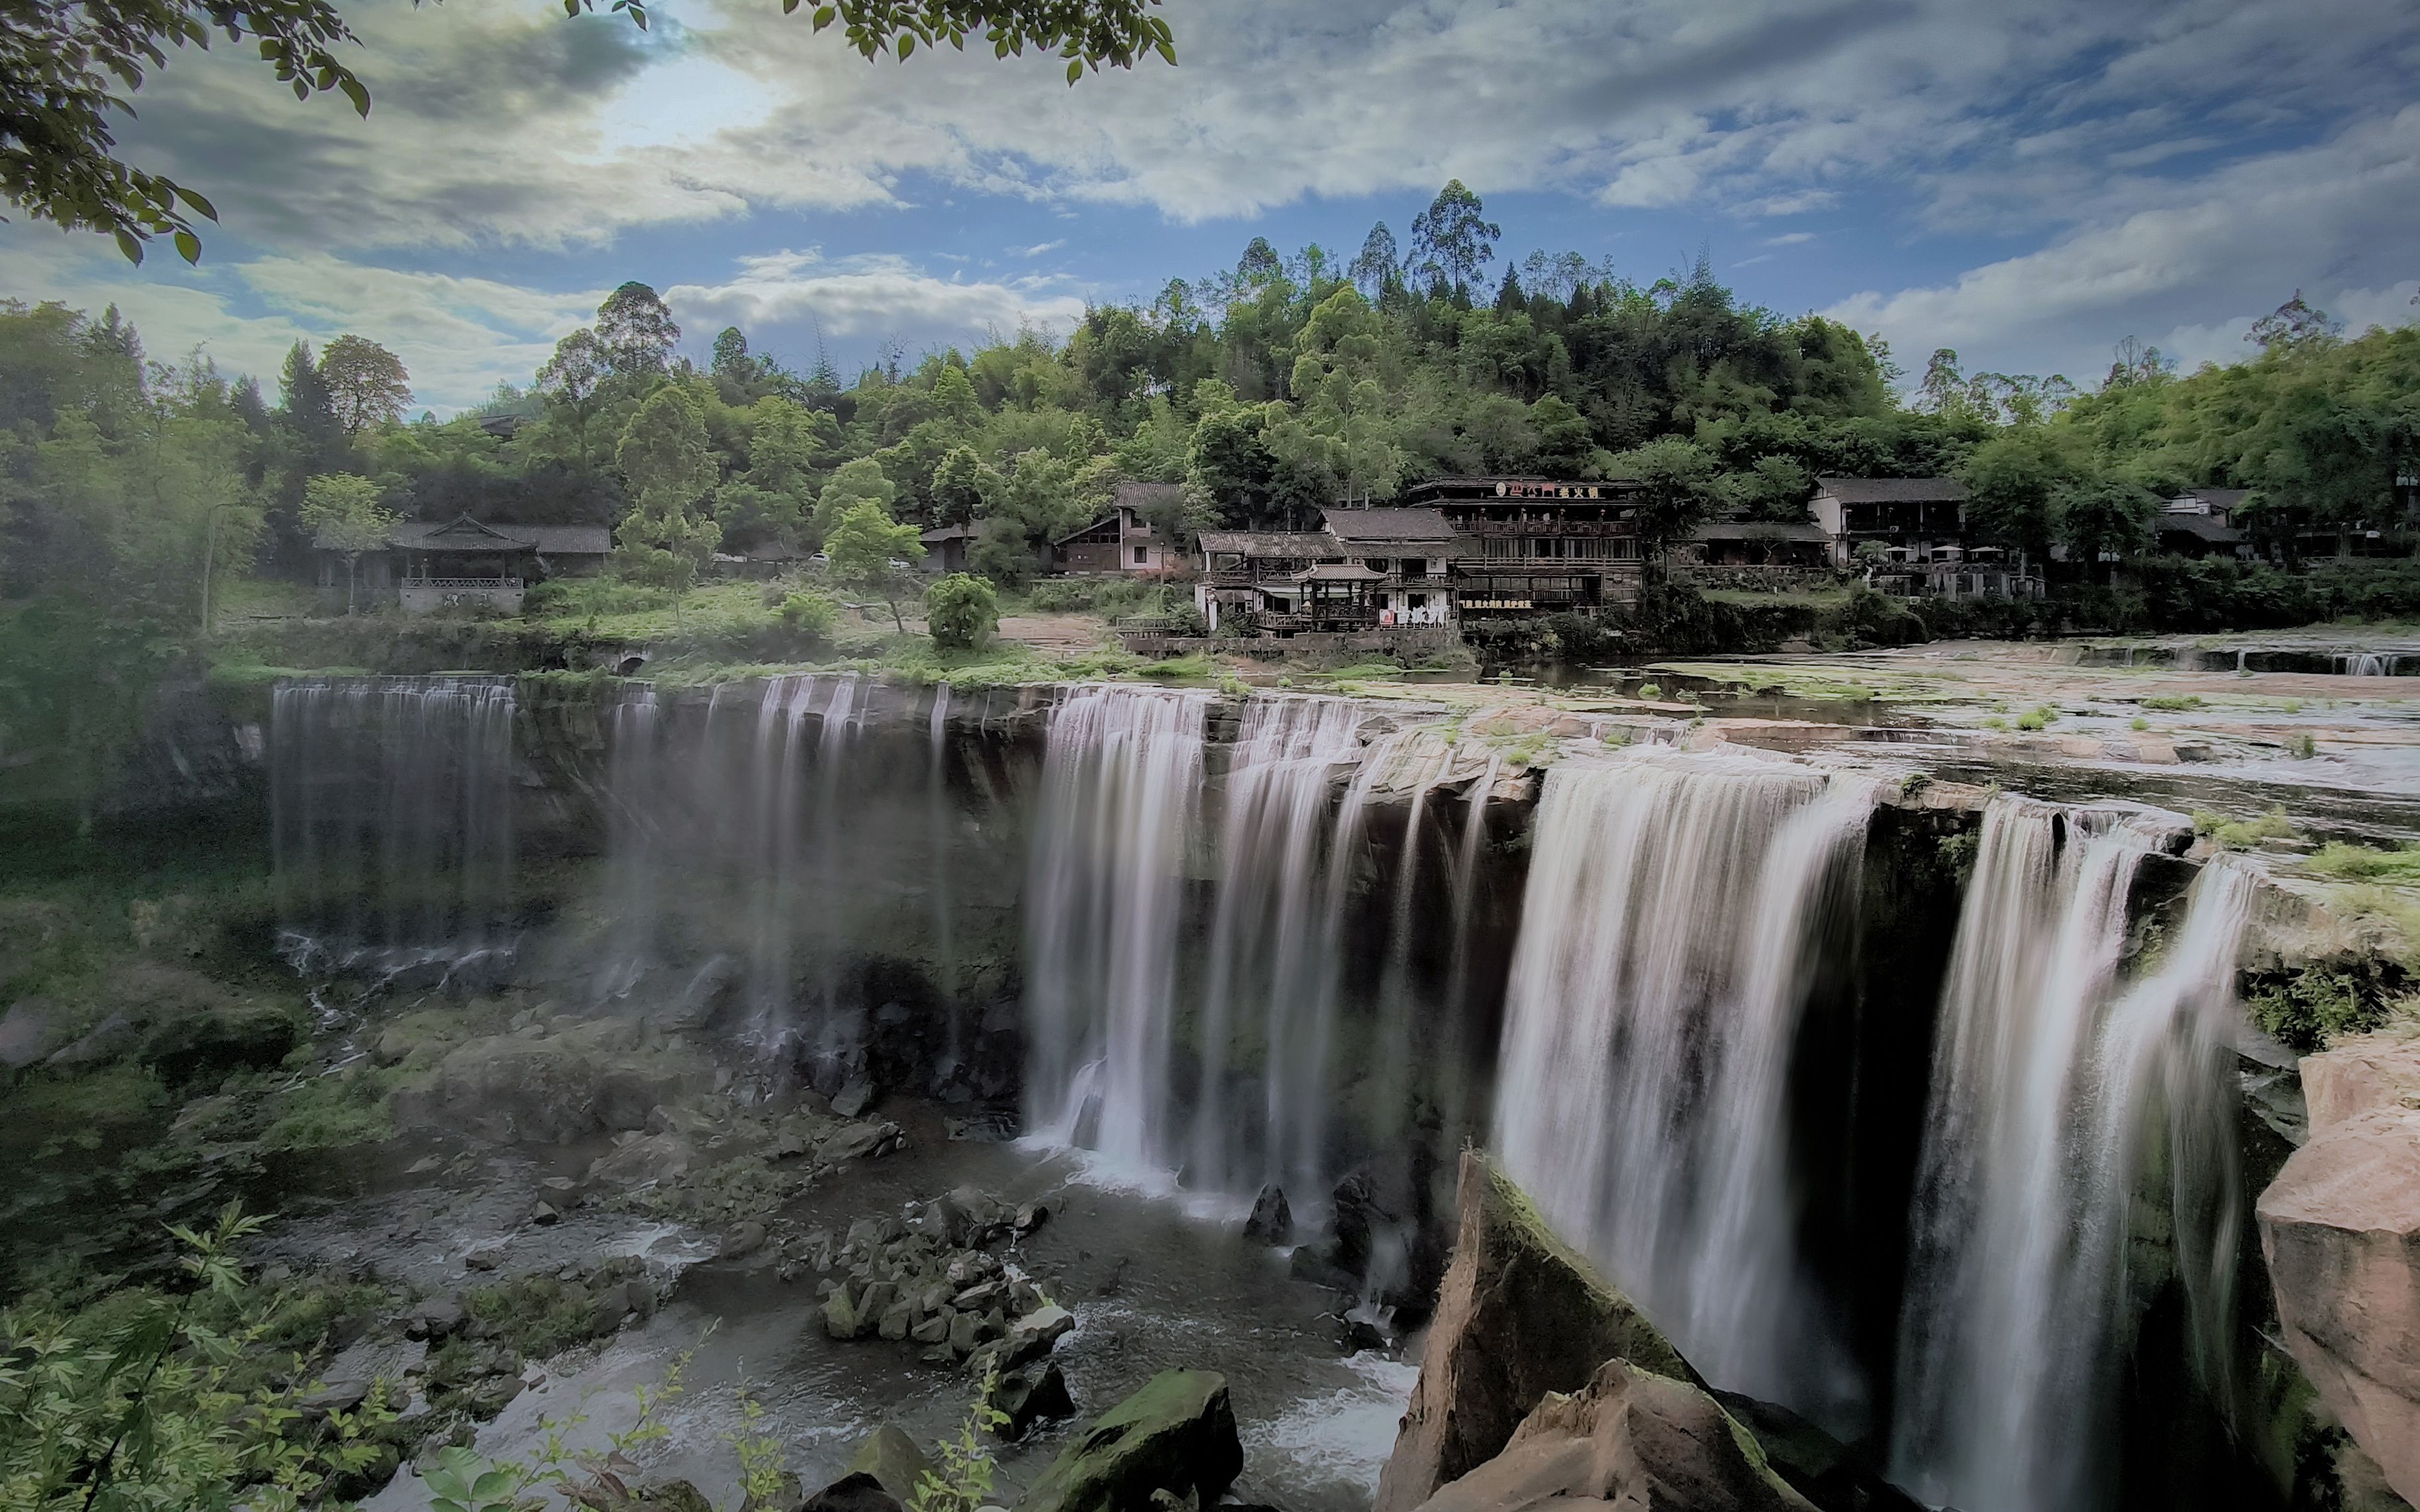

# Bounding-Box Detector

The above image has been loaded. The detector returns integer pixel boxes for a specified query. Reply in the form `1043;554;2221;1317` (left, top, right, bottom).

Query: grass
2194;806;2297;849
2308;842;2420;883
1700;587;1854;609
2141;694;2207;712
2014;704;2058;731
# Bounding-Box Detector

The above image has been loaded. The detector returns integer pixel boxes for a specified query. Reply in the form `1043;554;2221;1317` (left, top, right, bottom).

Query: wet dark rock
298;1377;374;1418
832;1079;876;1119
1014;1370;1242;1512
1373;1152;1699;1512
990;1361;1077;1440
1002;1304;1075;1369
719;1221;769;1260
139;1003;302;1087
402;1298;467;1341
463;1243;508;1272
1709;1392;1926;1512
531;1201;563;1226
1244;1185;1293;1246
1015;1201;1050;1234
798;1471;903;1512
822;1285;864;1340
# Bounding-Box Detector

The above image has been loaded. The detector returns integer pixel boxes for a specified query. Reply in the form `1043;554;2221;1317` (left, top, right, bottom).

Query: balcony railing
403;575;524;590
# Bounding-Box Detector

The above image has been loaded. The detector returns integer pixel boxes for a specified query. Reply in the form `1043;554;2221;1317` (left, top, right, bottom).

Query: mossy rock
1013;1371;1241;1512
846;1424;935;1504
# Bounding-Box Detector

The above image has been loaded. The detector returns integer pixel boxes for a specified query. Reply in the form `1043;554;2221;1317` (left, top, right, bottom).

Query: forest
1;183;2417;801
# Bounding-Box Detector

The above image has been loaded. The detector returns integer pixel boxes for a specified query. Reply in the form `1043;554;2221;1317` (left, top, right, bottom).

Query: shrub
2014;704;2056;731
2243;963;2405;1051
925;574;1000;651
779;589;840;639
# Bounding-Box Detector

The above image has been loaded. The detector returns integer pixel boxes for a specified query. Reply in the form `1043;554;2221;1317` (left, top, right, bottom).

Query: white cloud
1823;106;2420;378
666;250;1088;346
1764;232;1819;246
1018;240;1069;258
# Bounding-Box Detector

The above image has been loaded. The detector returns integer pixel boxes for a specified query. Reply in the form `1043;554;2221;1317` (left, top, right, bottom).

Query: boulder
800;1472;903;1512
1014;1371;1242;1512
832;1079;876;1119
391;1020;714;1144
1002;1304;1076;1369
1243;1185;1292;1246
991;1362;1077;1440
1372;1152;1699;1512
846;1425;937;1505
0;998;59;1068
1408;1359;1816;1512
2256;1029;2420;1506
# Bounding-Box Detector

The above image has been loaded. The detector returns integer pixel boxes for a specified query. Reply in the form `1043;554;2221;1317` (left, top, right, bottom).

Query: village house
313;511;611;614
1191;476;1652;637
1049;482;1185;574
2156;488;2252;559
1408;476;1649;617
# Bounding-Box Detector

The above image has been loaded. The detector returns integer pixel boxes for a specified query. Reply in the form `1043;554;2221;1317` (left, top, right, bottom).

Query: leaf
340;76;370;115
812;5;835;27
470;1469;516;1498
175;184;218;219
1066;58;1083;82
897;33;913;58
783;0;799;13
174;229;200;264
113;227;144;264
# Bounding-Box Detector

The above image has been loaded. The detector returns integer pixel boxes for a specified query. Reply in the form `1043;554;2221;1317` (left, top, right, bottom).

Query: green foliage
911;1370;1012;1512
925;573;1000;650
2244;965;2403;1052
2194;806;2297;849
0;1203;398;1512
2014;704;2056;731
780;589;841;639
826;500;927;631
2142;694;2206;711
2308;842;2420;884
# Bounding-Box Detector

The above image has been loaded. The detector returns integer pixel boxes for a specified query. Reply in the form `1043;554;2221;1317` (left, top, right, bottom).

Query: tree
931;445;1000;525
612;387;721;587
534;327;615;465
0;0;366;262
299;473;398;613
1237;236;1283;286
317;335;412;434
1409;180;1501;292
2248;291;2343;354
1607;436;1718;548
826;498;925;631
1349;223;1400;295
813;457;901;539
2052;473;2156;571
597;282;680;381
5;2;1173;262
1959;430;2063;564
925;571;999;650
712;326;755;384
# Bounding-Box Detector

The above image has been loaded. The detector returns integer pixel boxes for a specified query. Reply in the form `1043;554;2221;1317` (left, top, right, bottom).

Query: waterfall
928;684;960;1068
1188;697;1371;1193
1891;798;2245;1512
270;676;517;974
593;684;659;1002
1023;685;1212;1175
1493;751;1877;1420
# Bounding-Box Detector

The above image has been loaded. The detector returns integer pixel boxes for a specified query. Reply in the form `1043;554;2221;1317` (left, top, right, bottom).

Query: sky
7;0;2419;414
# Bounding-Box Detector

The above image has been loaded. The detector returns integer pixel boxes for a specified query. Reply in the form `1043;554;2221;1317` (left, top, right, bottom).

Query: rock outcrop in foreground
1374;1152;1699;1512
1014;1369;1243;1512
2257;1028;2420;1505
1410;1358;1816;1512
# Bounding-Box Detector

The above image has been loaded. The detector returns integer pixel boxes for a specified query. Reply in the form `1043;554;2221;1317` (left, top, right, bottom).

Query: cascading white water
927;684;960;1065
1023;685;1212;1175
1891;797;2246;1512
1189;697;1373;1192
592;684;659;1002
1493;751;1877;1421
269;676;517;972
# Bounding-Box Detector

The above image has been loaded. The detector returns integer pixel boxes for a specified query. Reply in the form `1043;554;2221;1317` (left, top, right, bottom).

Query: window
1132;546;1148;566
1408;593;1428;610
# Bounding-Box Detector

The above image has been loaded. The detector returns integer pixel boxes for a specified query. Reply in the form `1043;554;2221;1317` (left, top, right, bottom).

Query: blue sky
5;0;2416;413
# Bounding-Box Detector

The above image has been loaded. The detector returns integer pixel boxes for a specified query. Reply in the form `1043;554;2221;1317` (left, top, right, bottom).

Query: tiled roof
1197;530;1337;557
322;512;613;555
1813;476;1969;504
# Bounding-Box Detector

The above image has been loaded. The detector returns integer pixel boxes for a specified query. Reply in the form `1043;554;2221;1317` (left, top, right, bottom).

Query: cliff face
2257;1029;2420;1505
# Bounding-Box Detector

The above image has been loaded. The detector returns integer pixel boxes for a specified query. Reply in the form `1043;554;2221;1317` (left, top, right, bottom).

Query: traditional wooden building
314;512;611;614
1402;476;1649;616
1809;477;1969;567
1049;482;1184;574
1194;530;1338;633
